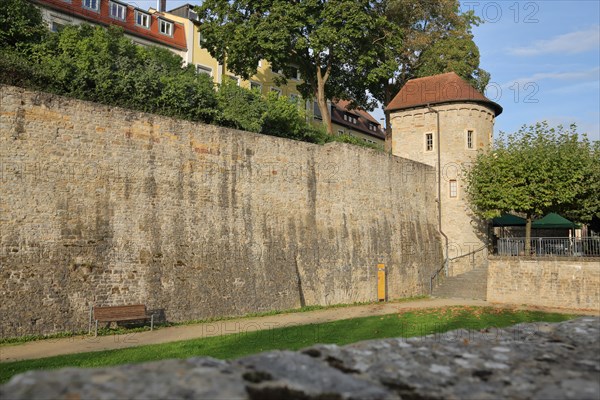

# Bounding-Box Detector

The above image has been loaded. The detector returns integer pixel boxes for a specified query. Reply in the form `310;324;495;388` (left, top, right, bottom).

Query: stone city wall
487;256;600;310
0;85;442;337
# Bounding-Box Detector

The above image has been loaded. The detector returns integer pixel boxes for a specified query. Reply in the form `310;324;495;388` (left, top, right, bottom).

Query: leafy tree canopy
197;0;387;135
465;122;599;248
197;0;489;141
0;0;47;49
363;0;489;144
0;8;381;150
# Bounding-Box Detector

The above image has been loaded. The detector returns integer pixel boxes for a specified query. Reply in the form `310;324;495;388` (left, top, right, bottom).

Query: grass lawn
0;306;575;383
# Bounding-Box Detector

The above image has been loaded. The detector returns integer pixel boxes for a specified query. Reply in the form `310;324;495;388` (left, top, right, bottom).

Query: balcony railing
497;237;600;257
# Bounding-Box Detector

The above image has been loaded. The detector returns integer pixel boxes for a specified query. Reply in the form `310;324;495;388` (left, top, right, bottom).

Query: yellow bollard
377;263;386;301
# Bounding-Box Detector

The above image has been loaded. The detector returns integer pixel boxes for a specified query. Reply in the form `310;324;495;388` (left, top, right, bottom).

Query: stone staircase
432;265;488;300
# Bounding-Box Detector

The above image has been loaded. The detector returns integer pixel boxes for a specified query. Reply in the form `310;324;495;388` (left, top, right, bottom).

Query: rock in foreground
2;318;599;400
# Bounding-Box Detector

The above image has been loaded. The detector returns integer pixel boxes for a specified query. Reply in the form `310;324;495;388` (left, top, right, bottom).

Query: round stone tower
387;72;502;276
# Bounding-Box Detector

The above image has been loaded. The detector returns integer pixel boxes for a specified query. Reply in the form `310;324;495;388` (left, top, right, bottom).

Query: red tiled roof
334;99;380;125
32;0;187;51
331;100;385;140
386;72;502;116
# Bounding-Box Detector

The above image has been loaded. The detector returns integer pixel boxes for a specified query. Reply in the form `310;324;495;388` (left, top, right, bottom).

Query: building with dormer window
31;0;187;58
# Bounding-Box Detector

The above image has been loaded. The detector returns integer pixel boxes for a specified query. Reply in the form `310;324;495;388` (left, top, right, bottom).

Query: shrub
0;19;381;150
215;79;266;132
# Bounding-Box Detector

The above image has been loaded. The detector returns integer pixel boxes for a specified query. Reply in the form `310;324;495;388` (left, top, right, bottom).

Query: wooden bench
90;304;154;336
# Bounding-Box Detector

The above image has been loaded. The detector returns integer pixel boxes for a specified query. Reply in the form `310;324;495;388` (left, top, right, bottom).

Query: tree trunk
525;214;532;256
383;86;392;152
384;108;392;152
316;63;333;135
317;91;332;135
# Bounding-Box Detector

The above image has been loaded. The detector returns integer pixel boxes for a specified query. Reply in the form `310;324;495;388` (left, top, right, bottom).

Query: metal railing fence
497;237;600;257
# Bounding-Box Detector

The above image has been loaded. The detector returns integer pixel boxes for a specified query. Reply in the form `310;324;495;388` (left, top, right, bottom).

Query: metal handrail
430;245;487;293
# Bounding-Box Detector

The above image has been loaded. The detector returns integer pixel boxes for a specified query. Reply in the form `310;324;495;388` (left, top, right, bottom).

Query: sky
466;0;600;141
127;0;600;141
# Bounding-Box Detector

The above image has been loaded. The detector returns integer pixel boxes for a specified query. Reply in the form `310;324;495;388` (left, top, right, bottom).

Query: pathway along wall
0;85;441;337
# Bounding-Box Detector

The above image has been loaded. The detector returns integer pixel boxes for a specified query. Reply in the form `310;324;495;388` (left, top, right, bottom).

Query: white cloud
499;67;600;89
509;26;600;56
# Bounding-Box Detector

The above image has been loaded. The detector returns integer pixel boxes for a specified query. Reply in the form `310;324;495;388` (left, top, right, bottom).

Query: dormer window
344;114;357;124
109;1;126;21
83;0;100;12
135;10;150;28
159;19;173;36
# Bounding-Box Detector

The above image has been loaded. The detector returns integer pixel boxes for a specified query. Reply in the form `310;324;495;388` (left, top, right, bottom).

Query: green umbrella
532;213;580;229
492;213;527;227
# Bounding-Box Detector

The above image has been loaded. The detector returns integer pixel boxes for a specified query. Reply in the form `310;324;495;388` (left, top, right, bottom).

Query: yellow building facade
166;4;301;100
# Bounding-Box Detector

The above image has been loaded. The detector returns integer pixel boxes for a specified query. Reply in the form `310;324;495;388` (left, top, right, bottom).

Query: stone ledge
2;318;599;400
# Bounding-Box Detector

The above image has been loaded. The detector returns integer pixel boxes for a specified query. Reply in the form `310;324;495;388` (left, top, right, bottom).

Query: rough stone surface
2;318;599;399
433;265;488;300
488;257;600;310
391;102;496;276
0;85;442;337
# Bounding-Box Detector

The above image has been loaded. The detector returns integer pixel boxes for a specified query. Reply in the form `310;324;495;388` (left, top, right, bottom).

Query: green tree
0;0;47;49
465;122;600;254
262;93;324;142
365;0;488;146
216;79;267;132
415;31;489;93
196;0;386;135
0;16;371;148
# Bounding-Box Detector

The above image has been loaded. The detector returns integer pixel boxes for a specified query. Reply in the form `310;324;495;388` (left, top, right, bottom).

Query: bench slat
91;304;154;336
94;305;147;322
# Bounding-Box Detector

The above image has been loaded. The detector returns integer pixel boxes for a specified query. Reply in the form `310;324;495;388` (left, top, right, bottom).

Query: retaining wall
0;85;442;337
487;256;600;310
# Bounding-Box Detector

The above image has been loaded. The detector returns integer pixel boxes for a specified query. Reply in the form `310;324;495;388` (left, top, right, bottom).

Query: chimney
157;0;166;12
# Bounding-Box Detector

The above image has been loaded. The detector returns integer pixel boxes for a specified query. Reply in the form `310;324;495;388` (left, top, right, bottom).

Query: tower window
449;180;458;198
467;130;474;149
425;133;433;151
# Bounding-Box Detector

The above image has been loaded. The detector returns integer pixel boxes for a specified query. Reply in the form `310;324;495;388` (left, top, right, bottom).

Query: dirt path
1;298;596;362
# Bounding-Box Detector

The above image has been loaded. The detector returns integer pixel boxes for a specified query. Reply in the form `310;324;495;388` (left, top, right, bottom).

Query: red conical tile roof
386;72;502;116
